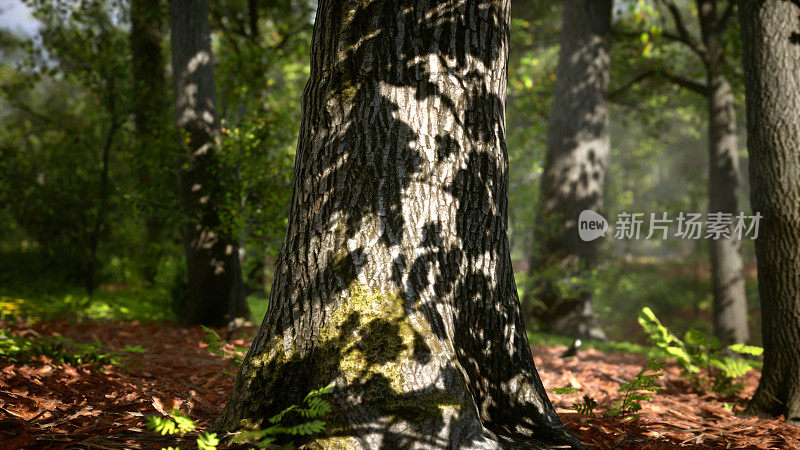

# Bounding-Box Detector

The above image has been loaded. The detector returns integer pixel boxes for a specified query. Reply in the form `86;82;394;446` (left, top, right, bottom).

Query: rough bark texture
215;0;582;448
738;0;800;425
528;0;611;341
698;0;749;347
169;0;250;327
130;0;168;283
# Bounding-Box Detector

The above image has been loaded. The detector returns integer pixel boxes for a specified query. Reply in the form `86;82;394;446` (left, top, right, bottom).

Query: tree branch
609;69;709;101
661;71;710;95
659;0;707;59
717;0;736;32
608;70;656;101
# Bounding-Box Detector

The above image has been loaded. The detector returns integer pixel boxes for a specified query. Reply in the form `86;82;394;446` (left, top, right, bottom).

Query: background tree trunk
528;0;612;341
699;0;749;347
738;0;800;425
169;0;250;327
215;0;581;447
706;74;749;347
130;0;168;284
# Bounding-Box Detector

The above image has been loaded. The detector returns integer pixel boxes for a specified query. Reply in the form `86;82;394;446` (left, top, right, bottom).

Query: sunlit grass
0;288;175;323
246;295;269;325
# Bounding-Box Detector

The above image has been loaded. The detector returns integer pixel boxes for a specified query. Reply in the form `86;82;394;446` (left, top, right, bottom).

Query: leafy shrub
145;384;334;449
0;328;140;369
639;307;762;394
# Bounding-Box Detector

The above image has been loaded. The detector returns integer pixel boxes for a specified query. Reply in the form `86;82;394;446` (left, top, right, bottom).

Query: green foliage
639;307;762;394
147;410;197;436
145;409;219;450
0;0;136;293
528;330;663;358
0;287;175;323
231;383;334;448
604;359;665;417
201;325;247;368
588;261;760;345
552;386;580;395
211;0;312;294
552;359;664;418
196;431;220;450
572;395;598;417
0;328;137;369
145;391;333;450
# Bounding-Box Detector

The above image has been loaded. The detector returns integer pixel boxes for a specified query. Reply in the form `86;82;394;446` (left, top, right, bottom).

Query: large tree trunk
214;0;582;448
527;0;611;341
738;0;800;425
169;0;250;327
130;0;168;284
699;0;749;347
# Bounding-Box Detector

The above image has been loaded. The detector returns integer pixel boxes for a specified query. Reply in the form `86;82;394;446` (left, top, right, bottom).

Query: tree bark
528;0;612;341
169;0;251;327
738;0;800;425
698;0;749;347
214;0;582;448
130;0;168;283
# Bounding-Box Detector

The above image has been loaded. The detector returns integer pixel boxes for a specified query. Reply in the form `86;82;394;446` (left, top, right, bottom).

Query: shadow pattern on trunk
214;0;582;448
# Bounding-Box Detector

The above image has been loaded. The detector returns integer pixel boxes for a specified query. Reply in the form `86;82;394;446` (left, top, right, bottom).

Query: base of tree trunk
745;383;800;427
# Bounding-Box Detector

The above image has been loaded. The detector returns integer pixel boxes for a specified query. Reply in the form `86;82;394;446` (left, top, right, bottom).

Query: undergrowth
639;307;762;395
0;328;144;369
555;358;665;418
146;384;334;449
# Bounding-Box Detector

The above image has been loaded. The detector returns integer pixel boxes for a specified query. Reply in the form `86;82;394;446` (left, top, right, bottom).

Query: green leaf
571;395;597;416
552;386;580;395
147;415;177;435
197;432;219;450
304;383;335;401
728;343;763;356
168;409;197;435
123;344;146;353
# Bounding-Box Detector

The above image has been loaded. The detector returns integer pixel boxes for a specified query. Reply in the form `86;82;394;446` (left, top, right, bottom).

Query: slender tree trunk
214;1;581;448
698;0;750;347
169;0;250;327
528;0;612;341
87;99;118;296
738;0;800;425
247;0;259;40
130;0;168;283
706;74;749;346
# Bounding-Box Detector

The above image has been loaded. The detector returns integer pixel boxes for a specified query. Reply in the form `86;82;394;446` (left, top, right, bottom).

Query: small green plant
0;328;137;369
603;359;665;417
572;395;599;416
552;386;581;395
552;359;664;418
552;386;599;416
201;325;247;372
231;383;334;448
146;409;219;450
145;384;334;449
638;307;762;394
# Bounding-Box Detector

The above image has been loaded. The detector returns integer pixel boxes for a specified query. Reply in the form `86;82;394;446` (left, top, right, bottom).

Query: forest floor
1;319;799;449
